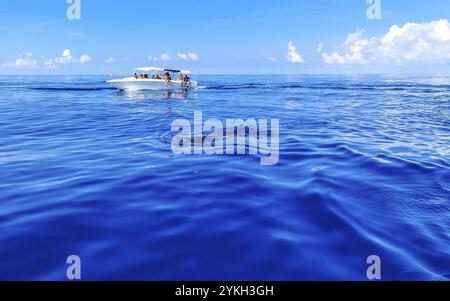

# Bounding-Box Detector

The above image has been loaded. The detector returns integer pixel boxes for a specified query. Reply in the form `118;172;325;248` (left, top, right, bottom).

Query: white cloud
267;56;278;62
104;57;114;64
188;53;200;61
150;54;171;62
286;41;305;63
321;52;346;64
322;19;450;64
429;19;450;42
177;53;188;60
79;54;91;63
317;43;324;53
177;52;200;61
45;49;91;65
2;52;37;68
151;52;199;62
320;30;374;64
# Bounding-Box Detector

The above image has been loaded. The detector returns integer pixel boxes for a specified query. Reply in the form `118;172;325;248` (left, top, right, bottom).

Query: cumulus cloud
45;49;91;65
321;19;450;64
2;52;37;68
267;56;278;62
321;52;346;64
149;54;171;62
317;43;324;53
104;57;114;64
286;41;305;63
79;54;91;63
321;29;373;64
177;52;200;61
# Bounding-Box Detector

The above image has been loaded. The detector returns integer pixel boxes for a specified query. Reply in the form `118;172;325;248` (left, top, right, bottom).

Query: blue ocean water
0;75;449;280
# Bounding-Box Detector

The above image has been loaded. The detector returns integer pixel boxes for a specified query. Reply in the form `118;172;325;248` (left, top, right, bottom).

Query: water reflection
117;89;188;101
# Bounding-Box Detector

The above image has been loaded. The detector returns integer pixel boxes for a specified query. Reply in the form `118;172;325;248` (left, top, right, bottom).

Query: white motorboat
107;67;198;91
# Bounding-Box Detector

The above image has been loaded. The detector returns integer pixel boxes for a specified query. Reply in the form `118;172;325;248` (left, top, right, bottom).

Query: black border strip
0;281;447;298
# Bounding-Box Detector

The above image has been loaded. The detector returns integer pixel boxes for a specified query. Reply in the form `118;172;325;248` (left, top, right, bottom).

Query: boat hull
107;78;198;91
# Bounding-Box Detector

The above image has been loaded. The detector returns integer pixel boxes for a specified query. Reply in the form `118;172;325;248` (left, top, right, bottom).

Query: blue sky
1;0;450;74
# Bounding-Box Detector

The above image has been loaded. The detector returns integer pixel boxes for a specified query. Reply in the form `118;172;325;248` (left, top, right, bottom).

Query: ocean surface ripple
0;75;449;280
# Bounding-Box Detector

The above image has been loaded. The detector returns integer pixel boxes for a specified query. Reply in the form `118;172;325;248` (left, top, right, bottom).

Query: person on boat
144;73;148;79
178;73;184;82
184;74;190;85
133;73;138;79
164;72;171;82
154;74;161;80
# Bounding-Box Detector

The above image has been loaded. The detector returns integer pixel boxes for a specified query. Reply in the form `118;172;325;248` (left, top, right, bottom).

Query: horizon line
1;73;450;76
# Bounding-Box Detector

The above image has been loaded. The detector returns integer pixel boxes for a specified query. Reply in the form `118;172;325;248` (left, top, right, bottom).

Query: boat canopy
135;67;191;74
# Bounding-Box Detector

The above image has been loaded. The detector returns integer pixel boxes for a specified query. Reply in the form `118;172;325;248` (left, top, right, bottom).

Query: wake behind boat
107;67;198;91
